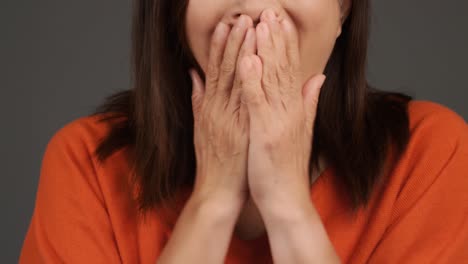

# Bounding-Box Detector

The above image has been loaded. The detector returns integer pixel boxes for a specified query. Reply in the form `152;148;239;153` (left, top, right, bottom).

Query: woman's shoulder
407;99;467;140
21;113;160;264
385;99;468;214
48;113;124;151
40;112;132;196
46;114;128;161
403;99;468;159
364;99;468;263
397;99;468;171
37;112;142;215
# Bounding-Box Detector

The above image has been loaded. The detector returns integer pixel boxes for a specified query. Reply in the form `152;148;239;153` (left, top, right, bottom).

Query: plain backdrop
2;0;467;262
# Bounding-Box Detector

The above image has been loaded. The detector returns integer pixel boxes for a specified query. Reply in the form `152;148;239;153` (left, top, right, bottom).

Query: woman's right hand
189;15;256;212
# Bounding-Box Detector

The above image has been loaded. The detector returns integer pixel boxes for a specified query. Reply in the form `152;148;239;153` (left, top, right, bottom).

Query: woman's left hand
238;9;326;212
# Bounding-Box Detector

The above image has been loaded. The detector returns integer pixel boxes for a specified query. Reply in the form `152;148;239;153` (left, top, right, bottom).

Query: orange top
20;100;468;263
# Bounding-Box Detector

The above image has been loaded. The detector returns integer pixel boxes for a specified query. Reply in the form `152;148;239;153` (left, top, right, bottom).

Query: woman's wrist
188;190;245;225
158;185;244;263
253;184;312;220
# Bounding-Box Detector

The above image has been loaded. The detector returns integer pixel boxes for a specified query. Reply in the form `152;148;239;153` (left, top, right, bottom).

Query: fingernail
281;18;290;31
237;15;247;28
266;10;277;21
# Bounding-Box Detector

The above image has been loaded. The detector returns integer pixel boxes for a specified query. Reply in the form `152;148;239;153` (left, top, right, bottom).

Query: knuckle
204;85;217;100
288;72;297;84
278;61;291;75
262;72;276;89
238;56;251;71
278;72;289;83
207;63;219;82
241;90;261;106
220;59;236;74
217;92;231;103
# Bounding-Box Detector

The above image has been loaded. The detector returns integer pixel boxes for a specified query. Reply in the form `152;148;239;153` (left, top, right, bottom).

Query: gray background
2;0;467;262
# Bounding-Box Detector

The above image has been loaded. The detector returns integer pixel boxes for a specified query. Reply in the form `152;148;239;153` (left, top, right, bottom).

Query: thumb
189;68;205;118
302;74;326;134
239;55;265;117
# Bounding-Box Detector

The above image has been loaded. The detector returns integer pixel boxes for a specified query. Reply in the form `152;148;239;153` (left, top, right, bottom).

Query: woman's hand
189;15;257;212
240;10;327;211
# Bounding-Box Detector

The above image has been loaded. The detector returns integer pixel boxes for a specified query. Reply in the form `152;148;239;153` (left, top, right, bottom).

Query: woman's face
185;0;348;87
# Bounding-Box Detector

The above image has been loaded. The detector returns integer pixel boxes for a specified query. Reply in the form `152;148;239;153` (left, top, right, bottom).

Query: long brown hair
91;0;413;215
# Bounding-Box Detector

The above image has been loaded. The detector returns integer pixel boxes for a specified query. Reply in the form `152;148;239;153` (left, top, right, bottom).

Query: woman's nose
228;3;283;28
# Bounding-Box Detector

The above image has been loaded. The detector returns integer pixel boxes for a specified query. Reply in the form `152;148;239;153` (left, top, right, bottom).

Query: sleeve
19;123;122;263
368;105;468;263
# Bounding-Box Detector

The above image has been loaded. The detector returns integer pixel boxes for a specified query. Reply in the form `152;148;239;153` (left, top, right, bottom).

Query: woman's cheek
298;5;341;75
185;3;222;74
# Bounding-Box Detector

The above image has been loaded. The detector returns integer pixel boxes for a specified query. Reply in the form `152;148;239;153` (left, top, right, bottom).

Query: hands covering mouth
189;8;326;213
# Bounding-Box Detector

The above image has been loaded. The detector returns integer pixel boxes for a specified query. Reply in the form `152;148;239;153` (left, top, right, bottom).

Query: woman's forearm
157;193;242;264
261;198;341;264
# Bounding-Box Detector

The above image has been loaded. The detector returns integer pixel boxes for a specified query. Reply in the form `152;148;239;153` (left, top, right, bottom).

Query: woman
20;0;468;263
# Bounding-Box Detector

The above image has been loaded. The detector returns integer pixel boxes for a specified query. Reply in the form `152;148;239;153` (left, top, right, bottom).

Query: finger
280;18;301;74
205;22;230;98
229;27;256;110
302;74;326;136
189;68;205;122
264;10;292;97
256;21;280;106
217;15;252;98
264;10;286;59
239;55;268;120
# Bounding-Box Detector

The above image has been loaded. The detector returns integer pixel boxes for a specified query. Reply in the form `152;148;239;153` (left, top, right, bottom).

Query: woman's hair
91;0;413;215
